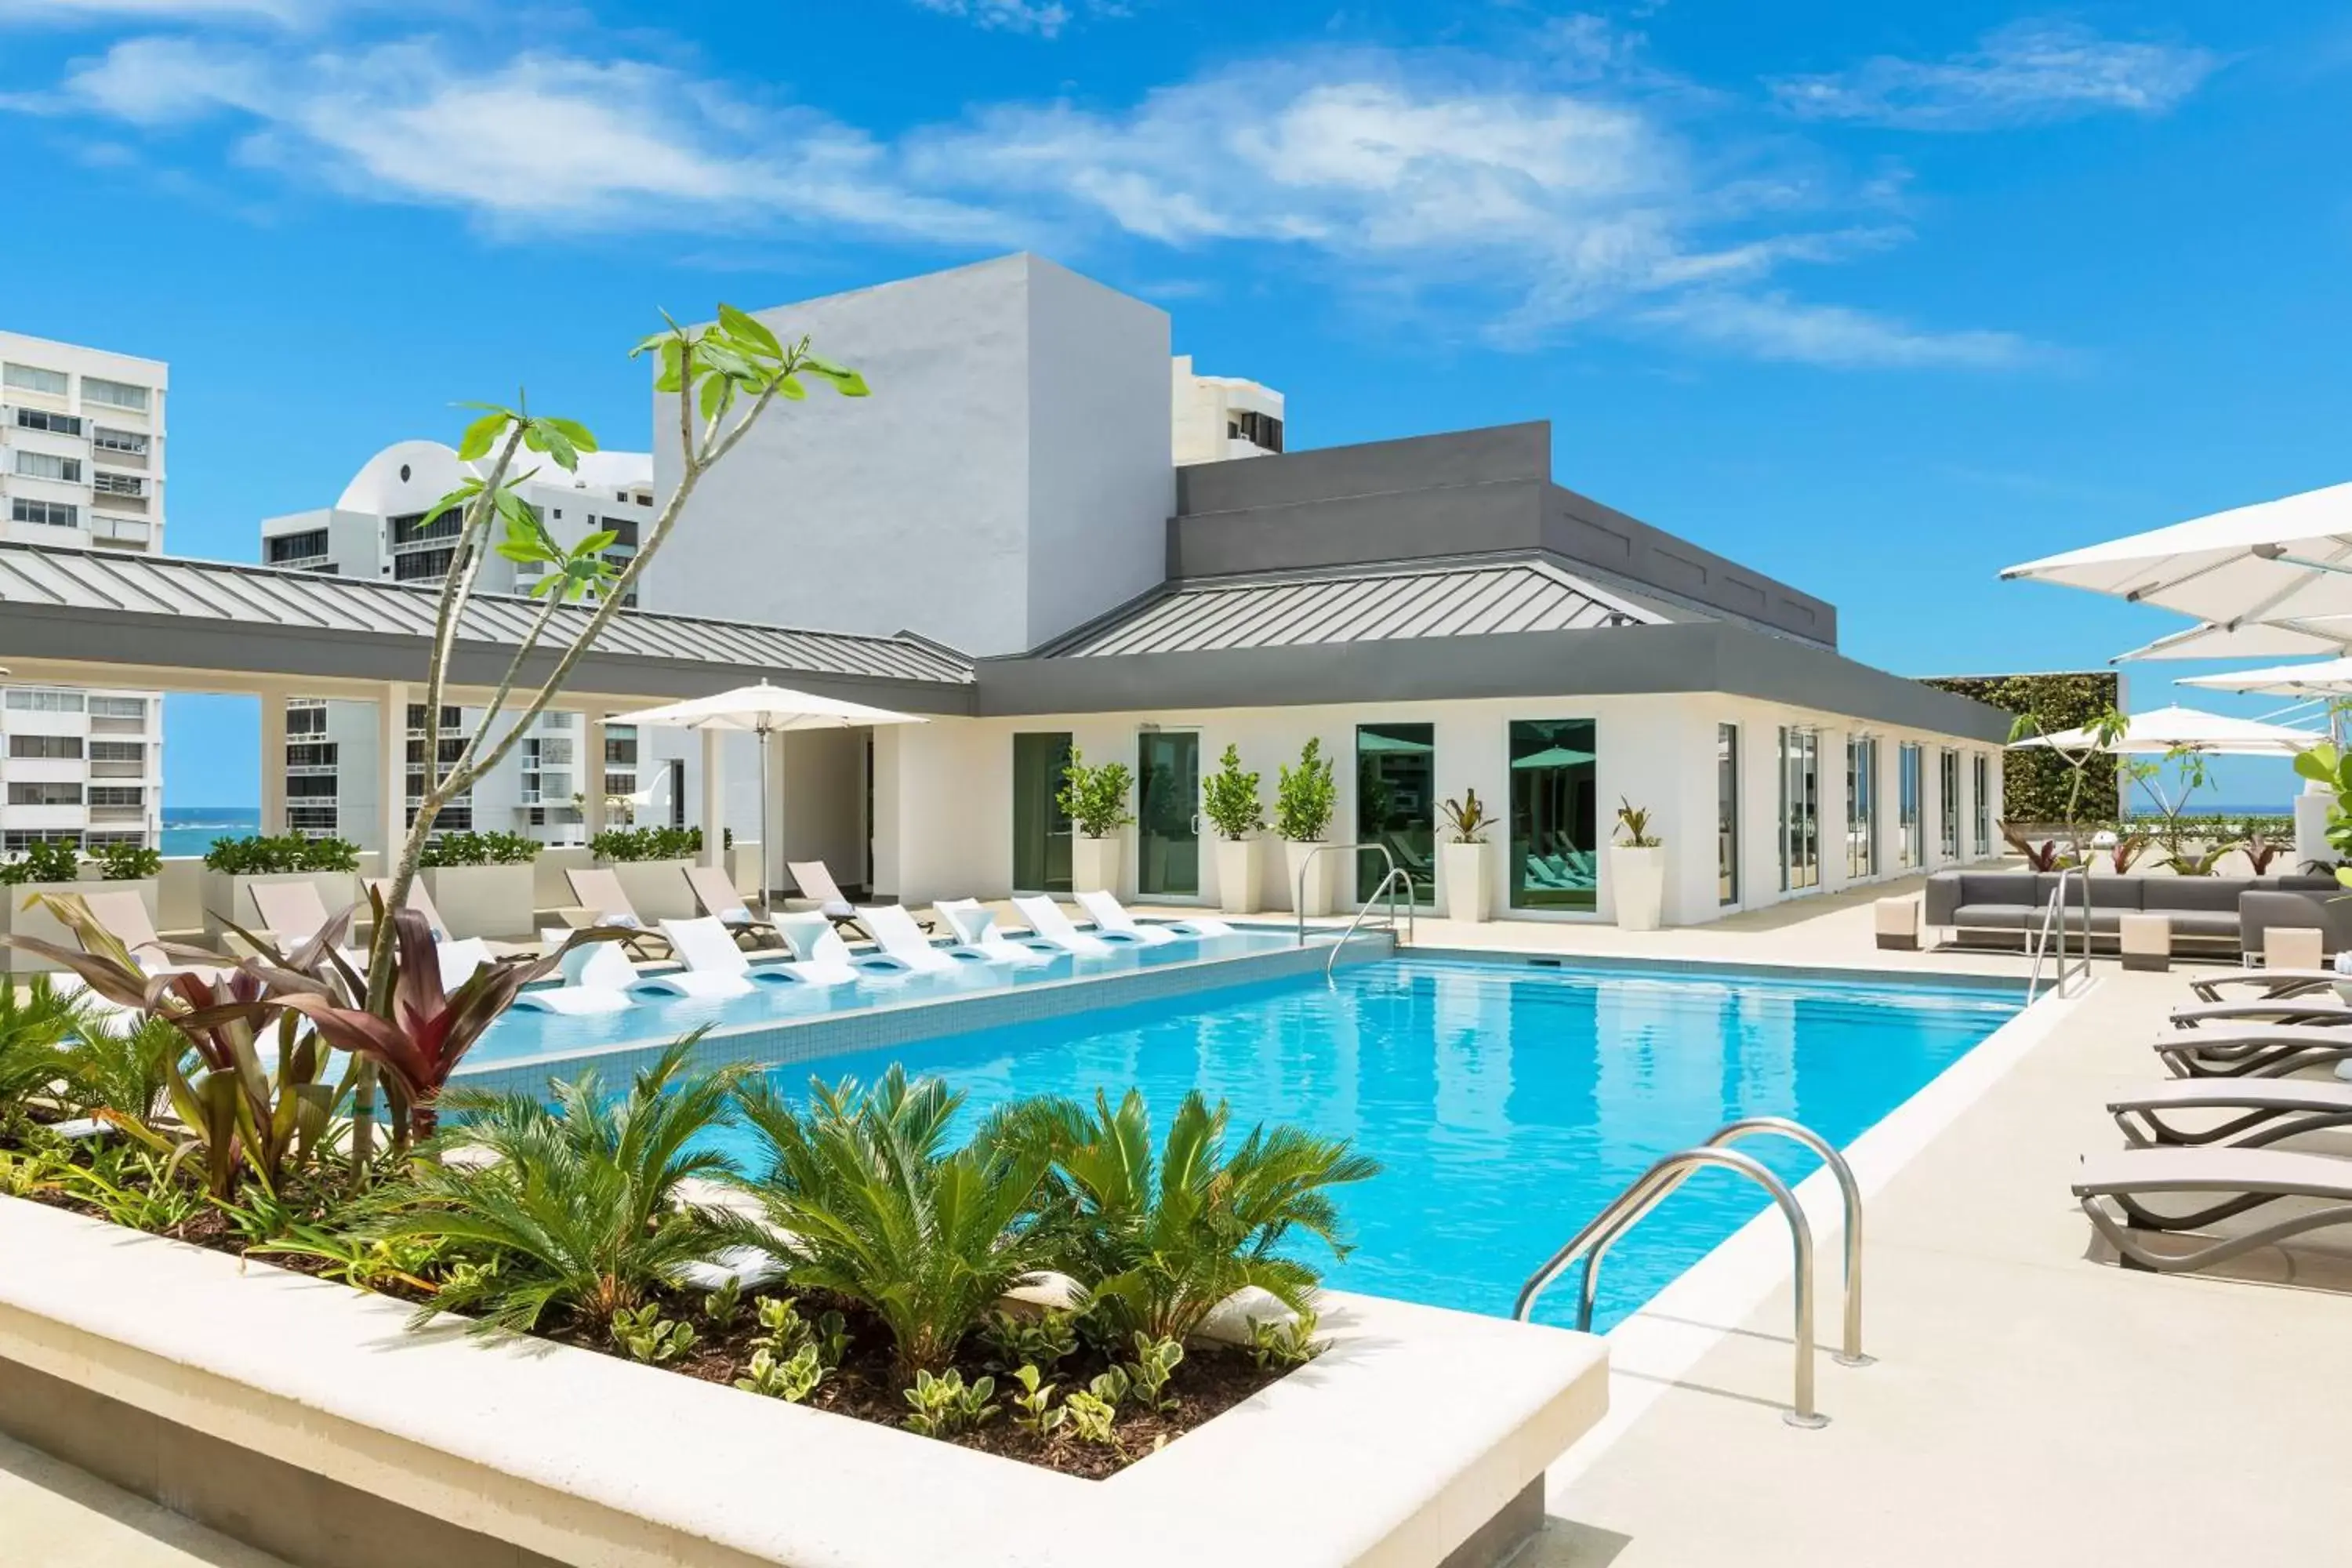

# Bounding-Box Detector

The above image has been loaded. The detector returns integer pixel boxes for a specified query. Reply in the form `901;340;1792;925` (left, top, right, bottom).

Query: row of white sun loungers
2073;960;2352;1274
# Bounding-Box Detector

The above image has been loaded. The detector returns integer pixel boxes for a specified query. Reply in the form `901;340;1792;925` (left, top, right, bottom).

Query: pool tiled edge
456;930;1396;1095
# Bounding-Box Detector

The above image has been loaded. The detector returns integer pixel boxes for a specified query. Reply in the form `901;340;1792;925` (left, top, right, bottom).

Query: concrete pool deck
13;879;2347;1565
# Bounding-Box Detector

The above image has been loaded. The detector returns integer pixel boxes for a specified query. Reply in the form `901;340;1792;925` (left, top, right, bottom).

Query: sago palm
993;1088;1380;1344
0;977;87;1127
732;1066;1058;1377
373;1036;745;1334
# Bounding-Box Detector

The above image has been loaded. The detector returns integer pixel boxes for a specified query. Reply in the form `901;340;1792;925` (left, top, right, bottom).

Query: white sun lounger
2108;1078;2352;1149
79;890;229;984
2154;1024;2352;1080
644;916;797;999
1074;889;1236;944
2074;1147;2352;1273
934;898;1056;967
563;869;675;961
512;932;639;1015
858;904;992;974
436;937;495;993
365;877;451;942
684;864;784;949
771;911;898;987
1011;895;1121;956
248;880;366;971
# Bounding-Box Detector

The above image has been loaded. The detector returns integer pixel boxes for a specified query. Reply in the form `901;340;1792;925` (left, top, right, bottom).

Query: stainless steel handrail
1515;1145;1829;1428
2026;866;2092;1004
1294;841;1401;946
1327;866;1412;977
1571;1118;1868;1367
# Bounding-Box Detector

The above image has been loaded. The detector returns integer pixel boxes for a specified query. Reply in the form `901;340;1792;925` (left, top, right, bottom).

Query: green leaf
802;357;869;397
456;409;510;462
717;303;782;360
697;372;729;423
775;375;806;401
541;416;598;453
575;530;619;557
655;339;686;394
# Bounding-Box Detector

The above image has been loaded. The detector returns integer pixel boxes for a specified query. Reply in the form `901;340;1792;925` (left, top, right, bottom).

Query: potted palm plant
419;830;542;940
1057;748;1134;896
1610;799;1666;931
1275;738;1339;917
1439;789;1493;923
1201;744;1265;915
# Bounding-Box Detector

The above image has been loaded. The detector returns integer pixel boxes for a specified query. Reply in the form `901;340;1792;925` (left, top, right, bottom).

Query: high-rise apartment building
1171;354;1284;466
0;330;167;851
258;440;675;848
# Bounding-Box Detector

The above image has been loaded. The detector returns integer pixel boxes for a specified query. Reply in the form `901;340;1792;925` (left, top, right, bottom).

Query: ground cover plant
0;918;1377;1479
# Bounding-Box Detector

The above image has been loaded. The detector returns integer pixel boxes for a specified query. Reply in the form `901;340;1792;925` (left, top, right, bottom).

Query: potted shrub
1610;799;1665;931
589;825;705;922
1056;748;1134;896
198;833;361;946
0;839;99;975
1201;743;1265;915
419;830;541;941
1276;738;1339;917
1439;790;1493;924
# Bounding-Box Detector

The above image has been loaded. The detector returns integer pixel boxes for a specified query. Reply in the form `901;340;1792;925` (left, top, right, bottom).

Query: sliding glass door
1778;726;1820;894
1938;749;1961;862
1509;719;1599;912
1136;729;1200;898
1847;736;1878;879
1973;753;1993;857
1011;731;1073;893
1717;724;1740;906
1356;723;1435;902
1897;743;1923;868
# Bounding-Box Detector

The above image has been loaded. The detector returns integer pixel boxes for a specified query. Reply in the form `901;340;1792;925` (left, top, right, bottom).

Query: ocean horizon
161;805;262;858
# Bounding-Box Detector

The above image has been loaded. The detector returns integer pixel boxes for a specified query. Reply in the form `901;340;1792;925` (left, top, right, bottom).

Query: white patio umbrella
604;682;927;903
2008;703;2319;757
2177;656;2352;699
2002;481;2352;629
2111;615;2352;662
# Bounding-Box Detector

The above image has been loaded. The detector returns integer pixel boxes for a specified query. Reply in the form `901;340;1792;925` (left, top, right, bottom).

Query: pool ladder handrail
1512;1116;1869;1429
1295;842;1414;951
1326;866;1414;977
2025;865;2092;1004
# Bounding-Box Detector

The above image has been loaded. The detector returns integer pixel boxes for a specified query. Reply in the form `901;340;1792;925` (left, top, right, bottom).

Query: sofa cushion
2143;880;2243;913
1951;904;2035;931
1965;874;2045;907
2165;909;2243;938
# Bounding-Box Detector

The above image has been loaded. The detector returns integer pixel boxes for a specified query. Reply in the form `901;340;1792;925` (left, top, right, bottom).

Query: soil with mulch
537;1285;1287;1479
13;1163;1287;1479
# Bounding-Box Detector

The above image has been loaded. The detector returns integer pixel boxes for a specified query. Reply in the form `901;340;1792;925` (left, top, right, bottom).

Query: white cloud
909;0;1083;38
1768;20;2220;130
10;31;2046;369
0;0;311;24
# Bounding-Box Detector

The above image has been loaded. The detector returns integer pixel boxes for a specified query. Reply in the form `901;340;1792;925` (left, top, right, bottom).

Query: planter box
199;869;361;949
1610;845;1666;932
1442;841;1490;923
1284;840;1336;918
0;1195;1608;1568
597;858;698;923
1;877;158;974
1214;838;1264;915
1071;836;1122;897
421;863;537;942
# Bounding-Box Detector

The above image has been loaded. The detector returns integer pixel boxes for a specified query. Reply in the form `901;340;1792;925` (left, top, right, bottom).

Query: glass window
86;786;143;808
89;695;146;720
1938;749;1961;861
267;528;331;564
1012;732;1075;893
1847;736;1878;879
1717;723;1739;906
15;408;82;435
1898;743;1923;868
5;689;85;713
88;740;143;763
3;363;67;396
92;471;143;497
81;377;149;412
9;499;78;528
14;451;82;482
1136;730;1201;898
394;547;456;582
1505;720;1599;912
7;735;82;760
1356;723;1436;902
1778;727;1821;893
7;782;82;807
1973;753;1993;857
91;426;147;454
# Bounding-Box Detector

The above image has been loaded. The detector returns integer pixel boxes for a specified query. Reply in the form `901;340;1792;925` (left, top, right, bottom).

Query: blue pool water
468;929;1303;1068
702;956;2016;1331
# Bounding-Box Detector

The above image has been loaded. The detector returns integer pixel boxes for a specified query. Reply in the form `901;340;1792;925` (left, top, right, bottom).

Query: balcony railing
88;760;146;779
87;804;146;822
89;716;148;735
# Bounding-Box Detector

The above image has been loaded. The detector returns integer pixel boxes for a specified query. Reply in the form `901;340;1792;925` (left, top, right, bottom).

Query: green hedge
202;833;361;874
1921;671;2121;822
419;829;542;867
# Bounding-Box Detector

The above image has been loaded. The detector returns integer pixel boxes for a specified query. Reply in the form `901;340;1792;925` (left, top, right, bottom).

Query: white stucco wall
651;253;1174;658
867;693;2005;924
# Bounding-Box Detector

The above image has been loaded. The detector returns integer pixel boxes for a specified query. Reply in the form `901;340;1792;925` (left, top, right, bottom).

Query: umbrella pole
758;722;772;911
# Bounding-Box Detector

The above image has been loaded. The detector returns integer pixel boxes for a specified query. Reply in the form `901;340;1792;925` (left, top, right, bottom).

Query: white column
259;692;288;835
379;681;409;861
584;713;608;840
700;727;725;869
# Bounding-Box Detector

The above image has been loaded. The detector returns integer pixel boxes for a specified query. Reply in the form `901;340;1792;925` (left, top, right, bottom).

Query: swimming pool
702;954;2018;1332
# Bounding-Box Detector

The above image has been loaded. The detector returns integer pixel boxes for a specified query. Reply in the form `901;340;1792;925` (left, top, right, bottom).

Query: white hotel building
0;331;166;851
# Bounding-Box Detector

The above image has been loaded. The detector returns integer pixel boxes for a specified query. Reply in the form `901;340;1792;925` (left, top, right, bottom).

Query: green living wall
1920;671;2121;822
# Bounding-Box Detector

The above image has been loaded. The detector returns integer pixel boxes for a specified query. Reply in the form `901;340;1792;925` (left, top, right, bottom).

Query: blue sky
1;0;2343;808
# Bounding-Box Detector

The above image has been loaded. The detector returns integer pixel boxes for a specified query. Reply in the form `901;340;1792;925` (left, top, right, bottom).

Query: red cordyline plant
2;894;345;1197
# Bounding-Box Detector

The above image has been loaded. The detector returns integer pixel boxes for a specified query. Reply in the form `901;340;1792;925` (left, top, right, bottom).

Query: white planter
200;869;361;948
1;877;158;973
1610;844;1667;932
1284;840;1335;917
420;863;536;942
599;858;698;922
1071;835;1122;897
1442;841;1490;923
1214;838;1263;915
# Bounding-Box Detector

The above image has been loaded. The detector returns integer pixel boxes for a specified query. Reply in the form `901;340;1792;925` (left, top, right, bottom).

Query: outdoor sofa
1922;871;2345;958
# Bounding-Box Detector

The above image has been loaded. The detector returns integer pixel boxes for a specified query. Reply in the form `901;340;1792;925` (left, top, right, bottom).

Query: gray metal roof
1038;557;1663;658
0;543;973;685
